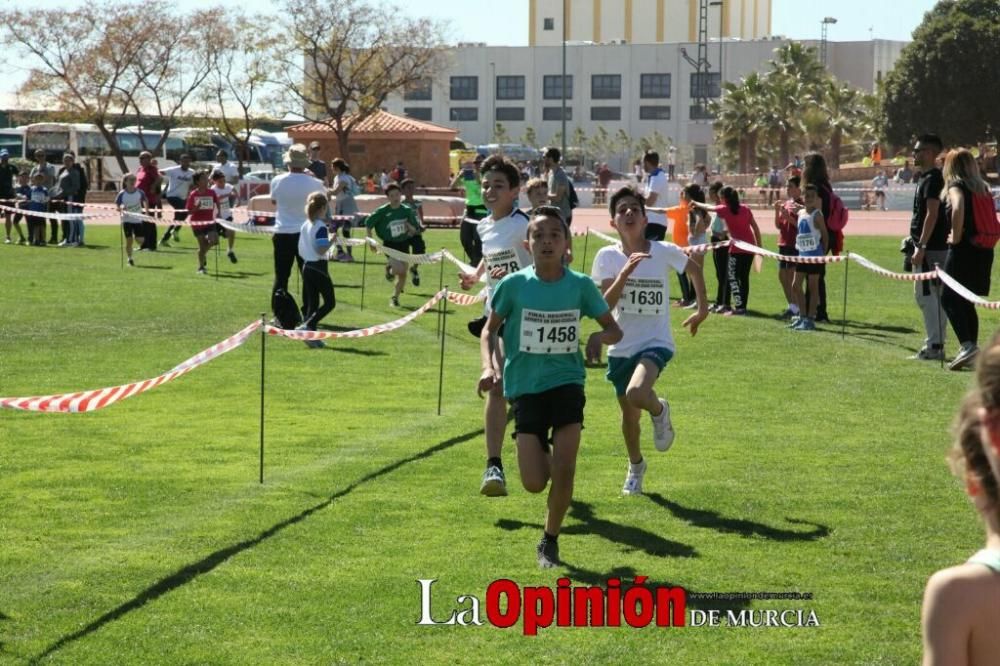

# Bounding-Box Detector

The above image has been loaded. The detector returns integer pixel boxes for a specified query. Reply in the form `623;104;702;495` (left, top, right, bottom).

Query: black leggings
272;232;303;293
943;287;978;346
712;239;730;306
727;253;754;309
302;260;335;330
460;220;483;266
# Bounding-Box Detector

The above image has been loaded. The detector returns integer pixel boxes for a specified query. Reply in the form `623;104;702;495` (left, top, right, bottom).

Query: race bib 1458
519;308;580;354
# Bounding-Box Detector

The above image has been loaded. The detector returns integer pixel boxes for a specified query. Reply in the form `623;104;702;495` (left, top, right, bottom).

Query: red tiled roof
287;110;456;135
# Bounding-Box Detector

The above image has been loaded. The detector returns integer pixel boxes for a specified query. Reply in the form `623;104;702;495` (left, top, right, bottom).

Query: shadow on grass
644;493;830;542
496;499;698;559
0;609;8;653
209;271;267;280
837;319;916;335
133;264;173;271
32;426;484;664
558;564;750;613
321;347;388;357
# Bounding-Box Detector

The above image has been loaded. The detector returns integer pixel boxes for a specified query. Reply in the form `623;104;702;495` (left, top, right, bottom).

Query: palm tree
817;81;869;168
711;71;768;173
761;70;809;167
770;42;828;94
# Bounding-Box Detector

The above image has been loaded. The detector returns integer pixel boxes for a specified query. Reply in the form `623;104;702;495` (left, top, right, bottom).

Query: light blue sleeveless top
968;548;1000;573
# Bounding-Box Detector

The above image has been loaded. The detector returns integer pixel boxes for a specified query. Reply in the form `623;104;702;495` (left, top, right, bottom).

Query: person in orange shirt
665;195;695;306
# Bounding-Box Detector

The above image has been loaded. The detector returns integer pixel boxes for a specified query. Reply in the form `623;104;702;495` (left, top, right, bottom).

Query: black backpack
271;288;302;329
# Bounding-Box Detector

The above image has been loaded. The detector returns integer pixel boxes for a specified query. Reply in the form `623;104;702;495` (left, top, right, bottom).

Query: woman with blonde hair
940;149;995;370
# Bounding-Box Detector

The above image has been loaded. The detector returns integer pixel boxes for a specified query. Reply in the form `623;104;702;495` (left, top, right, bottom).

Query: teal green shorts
606;347;674;397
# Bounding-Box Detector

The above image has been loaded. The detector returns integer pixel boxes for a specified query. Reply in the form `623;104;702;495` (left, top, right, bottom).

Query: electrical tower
680;0;712;120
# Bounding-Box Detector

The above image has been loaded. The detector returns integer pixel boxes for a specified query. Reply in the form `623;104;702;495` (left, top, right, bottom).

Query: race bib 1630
619;277;667;315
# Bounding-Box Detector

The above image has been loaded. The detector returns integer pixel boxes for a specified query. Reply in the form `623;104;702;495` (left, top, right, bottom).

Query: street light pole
490;61;496;145
821;16;838;67
561;0;567;158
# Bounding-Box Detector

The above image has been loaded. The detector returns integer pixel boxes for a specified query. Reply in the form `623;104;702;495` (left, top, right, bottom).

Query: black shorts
795;262;825;276
778;245;798;270
192;224;217;238
215;218;233;235
512;384;586;451
122;222;144;238
383;239;409;254
167;196;189;222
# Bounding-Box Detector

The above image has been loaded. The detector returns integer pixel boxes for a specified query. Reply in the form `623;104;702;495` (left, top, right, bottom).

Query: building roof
287;110;457;138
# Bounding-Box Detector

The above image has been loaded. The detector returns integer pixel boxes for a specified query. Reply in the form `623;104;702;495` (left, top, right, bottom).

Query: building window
496;107;525;121
640;73;671;99
404;107;432;121
542;106;572;121
496;76;525;101
450;76;478;101
690;72;721;99
591;74;622;100
450;107;479;122
403;78;432;101
689;104;716;120
543;17;554;30
543;75;573;100
639;105;671;120
590;106;621;121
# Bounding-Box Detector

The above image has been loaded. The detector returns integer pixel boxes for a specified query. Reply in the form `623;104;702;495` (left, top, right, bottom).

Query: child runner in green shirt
365;182;419;307
483;208;622;568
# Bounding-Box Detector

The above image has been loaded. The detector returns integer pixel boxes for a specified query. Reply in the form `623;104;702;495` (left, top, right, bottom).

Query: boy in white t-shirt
588;186;709;496
211;171;238;263
459;155;532;497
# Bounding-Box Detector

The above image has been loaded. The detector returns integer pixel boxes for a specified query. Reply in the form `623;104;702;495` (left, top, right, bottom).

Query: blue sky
2;0;938;106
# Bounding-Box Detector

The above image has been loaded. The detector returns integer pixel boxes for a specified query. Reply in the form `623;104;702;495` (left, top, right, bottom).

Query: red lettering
556;578;572;626
522;586;554;636
572;586;605;627
623;577;654;628
606;578;621;627
485;579;520;629
655;587;687;627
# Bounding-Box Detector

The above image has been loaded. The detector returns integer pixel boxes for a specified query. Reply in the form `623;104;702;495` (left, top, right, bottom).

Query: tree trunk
779;130;790;170
96;124;130;175
830;129;842;169
747;133;758;174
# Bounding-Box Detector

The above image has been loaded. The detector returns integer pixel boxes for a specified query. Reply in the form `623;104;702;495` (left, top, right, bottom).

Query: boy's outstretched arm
478;311;504;397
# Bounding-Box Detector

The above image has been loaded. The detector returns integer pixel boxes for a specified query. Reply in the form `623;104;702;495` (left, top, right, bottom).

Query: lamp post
709;1;723;86
821;16;837;67
489;61;496;145
561;0;567;158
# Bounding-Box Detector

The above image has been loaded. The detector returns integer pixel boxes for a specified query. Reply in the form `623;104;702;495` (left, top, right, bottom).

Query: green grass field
1;224;997;664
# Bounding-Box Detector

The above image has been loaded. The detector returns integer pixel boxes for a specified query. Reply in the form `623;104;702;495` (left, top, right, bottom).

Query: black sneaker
537;536;560;569
411;268;420;286
227;251;237;264
172;230;180;241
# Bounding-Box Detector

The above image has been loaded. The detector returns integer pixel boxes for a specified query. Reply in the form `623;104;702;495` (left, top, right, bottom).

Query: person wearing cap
135;151;162;250
450;153;488;265
307;142;328;186
52;153;81;246
270;144;326;296
29;150;57;244
0;149;25;244
212;150;239;187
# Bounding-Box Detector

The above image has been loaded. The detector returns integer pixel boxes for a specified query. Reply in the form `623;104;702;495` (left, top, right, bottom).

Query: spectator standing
330;158;359;262
52;154;81;246
801;152;836;322
135;151;162;250
595;162;612;205
29;150;57;244
667;146;677;181
452;153;488;264
543;147;572;228
1;149;24;244
894;161;914;184
941;148;995;370
270;144;325;295
70;152;89;245
691;186;761;316
909;134;951;361
872;170;889;211
642;150;669;241
307;142;328;186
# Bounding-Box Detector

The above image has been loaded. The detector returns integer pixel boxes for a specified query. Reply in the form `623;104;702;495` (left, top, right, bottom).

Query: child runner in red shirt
185;171;220;274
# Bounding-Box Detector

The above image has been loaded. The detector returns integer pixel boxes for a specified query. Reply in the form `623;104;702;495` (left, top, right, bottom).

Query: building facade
529;0;772;46
383;38;906;169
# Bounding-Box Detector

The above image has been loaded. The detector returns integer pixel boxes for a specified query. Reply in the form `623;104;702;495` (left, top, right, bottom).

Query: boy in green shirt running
482;208;623;568
365;182;420;307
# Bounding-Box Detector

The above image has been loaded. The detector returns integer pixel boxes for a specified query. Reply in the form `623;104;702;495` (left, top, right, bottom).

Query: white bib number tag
796;233;819;253
620;278;667;315
196;196;214;211
519;309;580;354
388;220;406;238
485;248;520;276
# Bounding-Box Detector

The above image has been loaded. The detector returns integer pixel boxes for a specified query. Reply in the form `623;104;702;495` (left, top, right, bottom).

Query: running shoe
480;465;508;496
949;345;979;371
651;399;675;452
908;347;945;361
622;459;648;496
390;295;400;307
197;266;207;275
227;251;238;264
127;257;134;266
411;268;421;287
536;536;560;568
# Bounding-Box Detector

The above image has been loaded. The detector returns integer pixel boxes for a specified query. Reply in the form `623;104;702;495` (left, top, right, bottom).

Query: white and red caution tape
847;252;937;282
266;289;447;340
448;289;488;306
0;202;107;221
0;321;261;413
936;269;1000;310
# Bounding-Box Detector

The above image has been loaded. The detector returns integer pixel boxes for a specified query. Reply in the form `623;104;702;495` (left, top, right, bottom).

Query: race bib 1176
519;308;580;354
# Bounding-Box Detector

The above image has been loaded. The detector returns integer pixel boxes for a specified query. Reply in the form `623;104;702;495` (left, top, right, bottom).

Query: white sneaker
622;459;648;496
651;399;674;452
948;345;980;371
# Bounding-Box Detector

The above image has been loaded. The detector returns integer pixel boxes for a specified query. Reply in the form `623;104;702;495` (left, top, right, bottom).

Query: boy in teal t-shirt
482;208;622;568
365;182;419;306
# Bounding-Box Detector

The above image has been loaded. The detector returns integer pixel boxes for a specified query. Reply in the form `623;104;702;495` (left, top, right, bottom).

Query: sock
487;457;503;470
543;531;558;542
789;303;799;313
630;458;645;471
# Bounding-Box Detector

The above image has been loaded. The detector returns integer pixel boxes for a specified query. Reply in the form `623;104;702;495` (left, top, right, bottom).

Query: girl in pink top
691;187;760;315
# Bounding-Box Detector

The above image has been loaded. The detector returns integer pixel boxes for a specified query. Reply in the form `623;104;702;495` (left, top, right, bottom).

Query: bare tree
273;0;448;155
204;15;278;174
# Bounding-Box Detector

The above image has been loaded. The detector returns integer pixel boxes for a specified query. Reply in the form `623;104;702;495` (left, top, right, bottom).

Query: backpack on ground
271;288;302;329
568;180;579;210
968;187;1000;249
826;191;849;232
